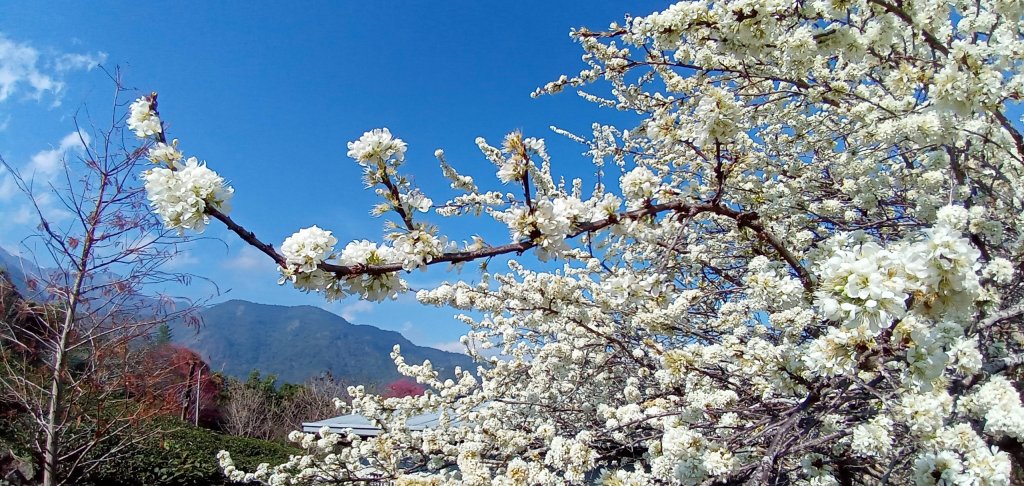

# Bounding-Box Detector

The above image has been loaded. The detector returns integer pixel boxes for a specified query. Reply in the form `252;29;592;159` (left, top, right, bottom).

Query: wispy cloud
165;251;199;270
53;52;106;73
24;190;71;224
433;340;469;355
26;130;90;181
8;205;32;225
0;132;88;228
431;336;502;358
340;300;373;322
0;33;105;105
221;246;269;271
0;166;16;201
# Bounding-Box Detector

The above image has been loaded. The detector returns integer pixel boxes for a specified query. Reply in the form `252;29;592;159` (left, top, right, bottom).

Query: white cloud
0;33;105;105
166;251;199;270
432;336;503;358
221;246;269;271
27;130;89;180
8;207;32;226
27;191;71;224
0;168;16;201
433;340;469;355
125;231;159;254
0;189;71;231
53;52;107;73
340;300;374;322
0;33;104;105
0;34;56;101
0;131;86;227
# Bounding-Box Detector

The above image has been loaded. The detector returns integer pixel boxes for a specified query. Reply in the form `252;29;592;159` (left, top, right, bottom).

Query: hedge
79;421;299;486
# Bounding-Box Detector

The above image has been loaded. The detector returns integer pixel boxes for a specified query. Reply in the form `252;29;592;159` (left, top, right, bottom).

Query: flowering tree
136;0;1024;484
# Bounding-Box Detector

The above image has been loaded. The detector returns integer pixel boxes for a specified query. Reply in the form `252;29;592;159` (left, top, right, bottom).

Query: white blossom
142;157;232;233
850;416;893;458
338;240;406;301
127;96;161;138
281;226;337;273
619;166;659;206
347;128;407;165
147;139;183;167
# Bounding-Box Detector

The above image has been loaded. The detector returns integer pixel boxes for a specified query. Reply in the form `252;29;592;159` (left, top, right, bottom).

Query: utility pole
181;361;196;421
194;367;202;426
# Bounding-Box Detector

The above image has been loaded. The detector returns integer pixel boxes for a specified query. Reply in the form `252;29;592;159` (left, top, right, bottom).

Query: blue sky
0;1;667;352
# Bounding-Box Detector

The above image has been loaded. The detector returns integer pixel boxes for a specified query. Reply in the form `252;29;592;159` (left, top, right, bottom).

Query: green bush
80;420;299;486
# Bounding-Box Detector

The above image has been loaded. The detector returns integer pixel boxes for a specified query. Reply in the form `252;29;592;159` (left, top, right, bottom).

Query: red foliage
126;344;222;425
381;378;426;398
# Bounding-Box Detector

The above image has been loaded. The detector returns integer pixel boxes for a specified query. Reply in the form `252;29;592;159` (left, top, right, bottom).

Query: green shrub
80;420;299;486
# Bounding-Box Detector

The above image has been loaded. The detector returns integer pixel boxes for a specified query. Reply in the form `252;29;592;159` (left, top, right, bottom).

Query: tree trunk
41;310;75;486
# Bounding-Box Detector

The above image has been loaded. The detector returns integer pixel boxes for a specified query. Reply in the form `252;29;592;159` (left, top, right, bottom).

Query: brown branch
378;168;416;231
205;194;818;295
205;206;287;268
990;109;1024;161
978;303;1024;330
865;0;949;56
756;389;821;484
714;206;818;292
320;199;709;276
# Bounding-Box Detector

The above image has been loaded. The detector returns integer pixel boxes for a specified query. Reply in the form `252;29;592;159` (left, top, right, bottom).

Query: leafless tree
0;74;202;486
220;374;348;441
220;380;276;440
276;374;348;438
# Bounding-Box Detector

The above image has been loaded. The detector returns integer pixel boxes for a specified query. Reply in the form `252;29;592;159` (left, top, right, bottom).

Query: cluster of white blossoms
281;226;337;273
960;376;1024;440
814;234;911;333
486;132;548;184
337;240;406;300
804;211;991;390
850;416;894;457
391;229;446;271
131;94;234;234
273;129;451;301
217;451;266;484
619;166;660;207
346;127;407;166
910;423;1013;485
401;190;433;213
141;157;233;233
127;96;162;138
276;235;411;302
147;139;183;168
140;0;1024;483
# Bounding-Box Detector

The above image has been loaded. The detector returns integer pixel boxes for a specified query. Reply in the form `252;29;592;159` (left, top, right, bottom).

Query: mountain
172;299;475;386
0;248;469;386
0;246;164;312
0;247;33;295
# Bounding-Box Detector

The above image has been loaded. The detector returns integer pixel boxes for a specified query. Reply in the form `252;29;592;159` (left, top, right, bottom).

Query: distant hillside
173;299;475;386
0;246;162;312
0;247;33;296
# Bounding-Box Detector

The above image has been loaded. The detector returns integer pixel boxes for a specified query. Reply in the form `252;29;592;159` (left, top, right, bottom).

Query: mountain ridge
1;248;464;386
0;247;33;295
173;299;474;386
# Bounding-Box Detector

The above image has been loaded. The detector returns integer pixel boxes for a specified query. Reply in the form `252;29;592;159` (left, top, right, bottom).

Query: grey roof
303;411;449;437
